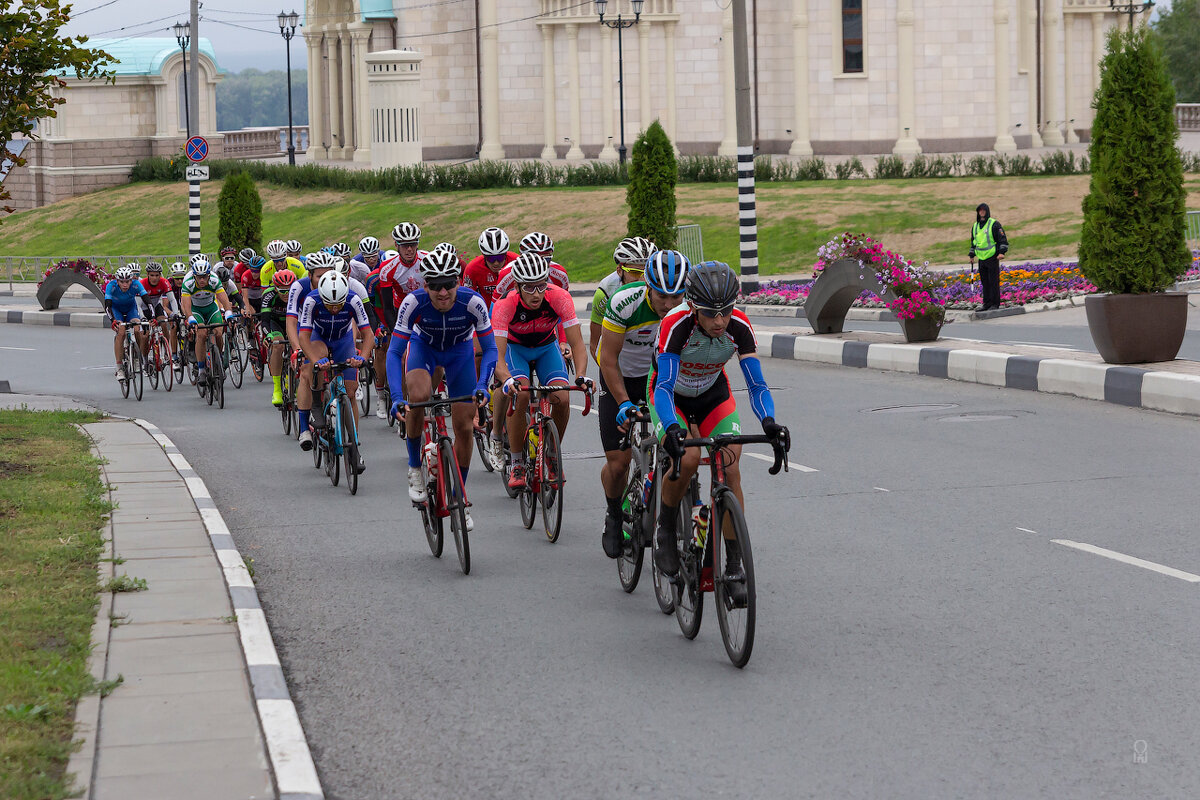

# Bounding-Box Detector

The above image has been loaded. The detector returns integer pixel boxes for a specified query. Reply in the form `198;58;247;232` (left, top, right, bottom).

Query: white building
304;0;1138;164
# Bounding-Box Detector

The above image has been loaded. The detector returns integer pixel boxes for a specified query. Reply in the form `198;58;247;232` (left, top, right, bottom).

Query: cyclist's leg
531;341;571;439
403;339;436;466
112;317;126;368
650;386;702;510
504;343;534;456
297;334;329;439
695;371;744;510
439;340;478;484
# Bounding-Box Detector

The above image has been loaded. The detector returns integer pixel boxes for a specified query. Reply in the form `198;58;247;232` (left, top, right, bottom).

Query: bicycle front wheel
539;422;564;543
617;465;645;594
341;399;359;496
440;438;470;575
358;366;372;415
160;335;174;392
713;490;756;668
147;337;160;391
327;401;341;487
132;343;145;401
673;494;703;640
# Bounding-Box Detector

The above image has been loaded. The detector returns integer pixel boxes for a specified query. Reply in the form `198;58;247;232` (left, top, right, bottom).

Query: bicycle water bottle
641;471;655;506
691;503;710;551
527;428;540;462
424;439;438;468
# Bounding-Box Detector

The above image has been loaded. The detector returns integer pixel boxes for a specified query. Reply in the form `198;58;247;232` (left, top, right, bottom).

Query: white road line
1052;539;1200;583
743;451;818;472
1016;527;1038;534
0;346;35;351
873;486;889;492
570;403;586;411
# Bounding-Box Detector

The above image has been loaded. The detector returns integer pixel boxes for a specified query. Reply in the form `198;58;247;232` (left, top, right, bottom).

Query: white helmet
392;222;421;245
478;227;509;256
265;240;288;259
519;231;553;255
359;236;380;256
306;251;335;271
613;236;655;266
420;248;461;280
114;266;135;281
126;261;141;276
286;239;302;256
189;253;208;266
169;262;188;278
434;241;458;259
318;271;349;305
509;253;549;284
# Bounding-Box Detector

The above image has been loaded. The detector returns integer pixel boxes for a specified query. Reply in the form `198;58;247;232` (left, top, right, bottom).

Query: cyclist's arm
385;294;418;404
588;287;609;360
598;327;628;405
737;354;775;423
181;292;193;319
469;293;498;390
564;323;587;378
351;297;374;359
296;299;320;362
492;334;511;386
651;352;684;432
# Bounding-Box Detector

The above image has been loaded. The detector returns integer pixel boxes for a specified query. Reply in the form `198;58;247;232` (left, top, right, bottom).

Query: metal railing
1177;105;1200;132
674;224;704;264
3;255;194;289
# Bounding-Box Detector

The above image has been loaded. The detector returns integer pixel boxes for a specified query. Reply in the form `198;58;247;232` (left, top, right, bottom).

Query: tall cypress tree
626;120;677;250
217;171;263;253
1078;26;1188;294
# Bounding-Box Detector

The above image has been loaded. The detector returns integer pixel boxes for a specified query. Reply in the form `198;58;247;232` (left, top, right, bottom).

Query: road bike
406;391;477;574
144;317;174;392
223;314;247;389
172;315;191;386
280;344;300;438
115;322;145;401
309;360;364;495
473;389;498;473
245;315;268;383
615;405;673;612
192;321;227;409
506;379;593;543
660;431;789;668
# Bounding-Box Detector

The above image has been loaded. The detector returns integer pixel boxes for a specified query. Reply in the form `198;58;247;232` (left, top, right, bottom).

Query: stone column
565;23;585;160
993;3;1017;152
351;25;372;163
638;19;651;130
340;29;355;157
718;2;737;156
1062;14;1078;143
788;0;812;156
599;25;618;161
1091;11;1106;113
893;0;921;155
663;20;678;149
479;0;504;159
325;34;343;158
1041;0;1065;146
305;32;328;159
1025;1;1042;147
540;25;558;160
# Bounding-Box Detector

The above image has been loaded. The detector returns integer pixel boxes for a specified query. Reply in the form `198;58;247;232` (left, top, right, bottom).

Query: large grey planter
37;269;106;311
804;258;896;334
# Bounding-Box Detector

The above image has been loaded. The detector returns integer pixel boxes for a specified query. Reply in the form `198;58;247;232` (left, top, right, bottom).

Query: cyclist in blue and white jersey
103;265;149;380
387;248;497;531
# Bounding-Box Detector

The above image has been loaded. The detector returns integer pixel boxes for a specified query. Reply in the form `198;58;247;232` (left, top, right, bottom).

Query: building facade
305;0;1141;164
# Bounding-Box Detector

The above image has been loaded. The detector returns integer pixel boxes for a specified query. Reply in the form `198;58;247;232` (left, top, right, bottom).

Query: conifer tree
217;171;263;253
626;120;677;250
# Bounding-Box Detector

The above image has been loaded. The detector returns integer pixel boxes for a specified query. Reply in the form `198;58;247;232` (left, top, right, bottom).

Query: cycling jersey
387;287;498;403
259;257;308;289
234;263;265;300
655;306;757;396
258;287;288;338
601;282;670;377
463;252;519;307
490;285;578;348
492;261;569;302
391;287;492;351
139;276;176;316
181;273;226;308
378;251;426;307
297;290;371;342
590;271;625;326
104;279;147;323
285;275;368;318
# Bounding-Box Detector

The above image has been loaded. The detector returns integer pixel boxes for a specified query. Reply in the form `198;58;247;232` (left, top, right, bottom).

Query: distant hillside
216;69;308;130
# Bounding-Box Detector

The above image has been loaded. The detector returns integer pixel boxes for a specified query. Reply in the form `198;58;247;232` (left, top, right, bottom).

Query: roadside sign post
184;136;209;257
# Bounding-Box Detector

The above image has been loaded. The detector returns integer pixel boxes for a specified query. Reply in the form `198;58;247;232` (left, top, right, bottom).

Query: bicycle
614;405;673;611
405;391;477;575
115;323;146;401
192;321;227;409
309;360;364;495
244;315;268;383
223;314;246;389
660;431;789;668
279;343;301;437
505;379;593;543
171;316;191;386
473;388;498;473
144;318;174;392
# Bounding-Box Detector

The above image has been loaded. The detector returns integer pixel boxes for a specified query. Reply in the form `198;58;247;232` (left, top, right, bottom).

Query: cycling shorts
649;367;741;440
110;305;141;324
506;341;568;386
406;337;478;398
145;299;168;318
247;295;263;313
598;371;649;452
261;313;287;341
191;304;223;326
311;328;358;381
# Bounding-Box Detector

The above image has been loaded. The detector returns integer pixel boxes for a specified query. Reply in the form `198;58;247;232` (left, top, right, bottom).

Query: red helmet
272;269;297;289
219;246;238;258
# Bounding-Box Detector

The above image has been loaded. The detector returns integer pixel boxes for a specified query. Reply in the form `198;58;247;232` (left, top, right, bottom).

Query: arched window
842;0;863;74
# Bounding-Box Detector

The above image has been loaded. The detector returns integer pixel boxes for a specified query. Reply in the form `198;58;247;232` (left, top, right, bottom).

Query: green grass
0;410;109;800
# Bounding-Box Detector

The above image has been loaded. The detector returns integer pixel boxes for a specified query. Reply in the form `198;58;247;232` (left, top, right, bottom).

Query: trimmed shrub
626;121;677;249
965;155;996;177
872;155;906;179
834;156;868;180
217;171;263;253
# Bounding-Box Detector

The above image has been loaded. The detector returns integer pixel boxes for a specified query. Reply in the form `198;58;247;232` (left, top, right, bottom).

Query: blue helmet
643;249;689;295
191;257;212;277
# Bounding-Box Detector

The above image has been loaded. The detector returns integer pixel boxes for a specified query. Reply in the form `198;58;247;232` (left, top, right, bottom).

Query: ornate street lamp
173;21;191;137
278;9;300;165
596;0;644;164
1109;0;1154;28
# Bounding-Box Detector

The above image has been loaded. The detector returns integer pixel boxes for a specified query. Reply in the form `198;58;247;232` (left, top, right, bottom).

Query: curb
0;307;105;327
757;331;1200;417
133;418;324;800
737;295;1087;322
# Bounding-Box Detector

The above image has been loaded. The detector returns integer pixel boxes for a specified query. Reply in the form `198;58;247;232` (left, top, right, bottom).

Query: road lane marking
0;346;35;351
1051;539;1200;583
873;486;889;492
570;403;586;411
743;451;818;472
1016;527;1038;534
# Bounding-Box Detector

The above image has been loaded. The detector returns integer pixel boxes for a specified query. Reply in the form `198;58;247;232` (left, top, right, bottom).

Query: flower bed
743;256;1200;310
36;259;111;290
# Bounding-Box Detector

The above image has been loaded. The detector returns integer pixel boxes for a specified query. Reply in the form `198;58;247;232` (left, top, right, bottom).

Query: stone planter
37;268;106;311
805;258;896;334
899;307;945;343
1084;292;1188;364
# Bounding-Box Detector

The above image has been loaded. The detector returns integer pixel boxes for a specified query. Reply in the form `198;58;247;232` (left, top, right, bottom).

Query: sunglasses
697;305;735;319
520;282;548;294
426;280;457;293
324;302;345;313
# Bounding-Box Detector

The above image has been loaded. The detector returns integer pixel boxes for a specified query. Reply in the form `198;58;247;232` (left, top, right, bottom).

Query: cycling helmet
250;255;267;269
238;247;257;263
613;236;655;267
266;240;288;259
189;253;208;267
509;253;549;284
306;251;335;272
169;262;188;278
286;239;302;256
359;236;380;256
146;261;163;274
127;262;141;276
191;257;213;277
644;250;689;296
318;271;350;305
420;248;461;280
433;241;458;258
392;222;421;245
333;257;350;275
330;242;352;259
686;260;740;311
219;246;237;258
272;269;297;290
114;266;135;281
519;231;553;255
478;227;510;256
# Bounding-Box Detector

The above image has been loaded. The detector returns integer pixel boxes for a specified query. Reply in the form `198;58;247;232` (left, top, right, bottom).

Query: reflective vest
972;218;999;260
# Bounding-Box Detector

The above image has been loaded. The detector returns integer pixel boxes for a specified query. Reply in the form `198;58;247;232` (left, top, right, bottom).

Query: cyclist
261;268;296;407
139;262;179;363
234;248;266;313
650;261;789;592
168;262;189;362
260;239;308;288
387;248;496;532
491;253;590;490
350;235;383;282
286;239;305;265
181;257;237;386
378;222;426;317
463;227;518;305
362;251;392;420
596;249;688;558
493;231;569;300
297;270;373;471
103;265;149;380
590;236;655;360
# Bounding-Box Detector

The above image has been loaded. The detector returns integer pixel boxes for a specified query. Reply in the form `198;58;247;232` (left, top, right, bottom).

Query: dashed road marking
743;451;818;473
1052;539;1200;583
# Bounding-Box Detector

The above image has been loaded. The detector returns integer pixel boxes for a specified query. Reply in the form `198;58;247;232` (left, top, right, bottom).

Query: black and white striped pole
731;0;757;293
188;179;201;256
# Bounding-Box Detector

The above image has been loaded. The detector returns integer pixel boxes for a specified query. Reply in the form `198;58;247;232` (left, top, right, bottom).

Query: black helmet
686;261;740;313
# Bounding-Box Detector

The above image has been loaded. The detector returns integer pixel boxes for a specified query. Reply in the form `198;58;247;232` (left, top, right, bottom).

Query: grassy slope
0;410;108;800
5;174;1200;282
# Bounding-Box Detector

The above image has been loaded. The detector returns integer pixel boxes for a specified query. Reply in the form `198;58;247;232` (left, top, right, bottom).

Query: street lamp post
278;9;300;166
596;0;643;165
172;21;191;137
1109;0;1153;28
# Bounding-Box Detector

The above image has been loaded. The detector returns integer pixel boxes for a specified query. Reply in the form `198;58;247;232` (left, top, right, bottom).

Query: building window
842;0;863;74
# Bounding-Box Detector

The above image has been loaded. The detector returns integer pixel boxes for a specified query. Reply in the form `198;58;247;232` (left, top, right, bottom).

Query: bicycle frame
408;392;475;518
506;382;593;492
314;363;357;458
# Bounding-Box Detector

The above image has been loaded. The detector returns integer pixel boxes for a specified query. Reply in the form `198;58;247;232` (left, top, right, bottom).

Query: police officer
969;202;1009;311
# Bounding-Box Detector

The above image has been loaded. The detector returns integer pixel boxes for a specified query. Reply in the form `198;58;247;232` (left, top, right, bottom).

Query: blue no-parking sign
185;136;209;162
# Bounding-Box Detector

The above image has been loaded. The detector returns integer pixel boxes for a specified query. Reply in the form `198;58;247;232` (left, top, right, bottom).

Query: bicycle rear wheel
474;405;496;472
119;338;132;398
147;336;160;390
341;399;359;496
159;335;174;392
132;343;145;401
215;370;225;408
327;401;341;487
358;366;372;415
539;421;563;543
229;331;245;388
518;453;537;529
617;465;646;593
672;494;703;640
713;491;756;668
281;370;293;436
173;331;186;384
440;438;470;575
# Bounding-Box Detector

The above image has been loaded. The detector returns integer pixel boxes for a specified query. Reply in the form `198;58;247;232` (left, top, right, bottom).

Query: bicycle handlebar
505;378;594;417
667;432;790;481
617;403;652;451
405;394;477;410
314;360;363;373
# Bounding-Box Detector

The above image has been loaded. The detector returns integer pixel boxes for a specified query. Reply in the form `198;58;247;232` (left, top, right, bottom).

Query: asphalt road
4;324;1200;799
